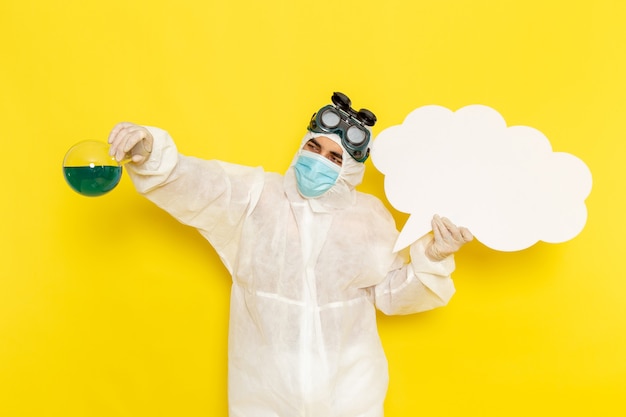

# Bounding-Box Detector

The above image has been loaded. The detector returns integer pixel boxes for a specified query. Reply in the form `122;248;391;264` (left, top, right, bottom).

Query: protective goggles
308;92;377;162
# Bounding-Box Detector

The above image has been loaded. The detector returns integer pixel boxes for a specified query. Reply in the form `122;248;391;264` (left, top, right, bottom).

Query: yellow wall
1;0;624;415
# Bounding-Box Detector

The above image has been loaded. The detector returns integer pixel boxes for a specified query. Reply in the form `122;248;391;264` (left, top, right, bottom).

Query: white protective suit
126;127;456;417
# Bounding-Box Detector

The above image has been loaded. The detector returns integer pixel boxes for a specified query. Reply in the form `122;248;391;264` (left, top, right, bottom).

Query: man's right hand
108;122;154;164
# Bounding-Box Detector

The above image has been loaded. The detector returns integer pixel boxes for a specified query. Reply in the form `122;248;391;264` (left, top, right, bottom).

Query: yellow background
1;0;624;415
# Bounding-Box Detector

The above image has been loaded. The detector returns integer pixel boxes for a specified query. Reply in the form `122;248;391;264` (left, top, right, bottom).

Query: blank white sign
371;104;592;252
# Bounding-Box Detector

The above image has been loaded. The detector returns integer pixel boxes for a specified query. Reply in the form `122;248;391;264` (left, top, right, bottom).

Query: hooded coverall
126;127;456;417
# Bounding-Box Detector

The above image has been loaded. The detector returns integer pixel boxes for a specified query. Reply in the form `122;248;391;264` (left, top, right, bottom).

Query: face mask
294;150;341;198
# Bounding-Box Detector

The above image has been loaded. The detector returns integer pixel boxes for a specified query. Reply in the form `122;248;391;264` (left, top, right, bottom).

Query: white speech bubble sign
370;104;593;252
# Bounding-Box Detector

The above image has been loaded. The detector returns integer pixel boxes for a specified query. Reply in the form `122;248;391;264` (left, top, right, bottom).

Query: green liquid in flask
63;165;122;197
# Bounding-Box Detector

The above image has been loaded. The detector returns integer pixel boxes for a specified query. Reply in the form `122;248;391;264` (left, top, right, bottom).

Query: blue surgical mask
294;150;341;198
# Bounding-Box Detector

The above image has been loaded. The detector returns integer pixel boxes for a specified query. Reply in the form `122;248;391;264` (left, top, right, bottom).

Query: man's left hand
425;215;473;261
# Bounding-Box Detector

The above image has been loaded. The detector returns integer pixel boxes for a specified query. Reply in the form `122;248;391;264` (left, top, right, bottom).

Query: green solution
63;165;122;197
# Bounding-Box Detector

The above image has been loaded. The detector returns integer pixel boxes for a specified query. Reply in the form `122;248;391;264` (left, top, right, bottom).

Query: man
108;93;472;417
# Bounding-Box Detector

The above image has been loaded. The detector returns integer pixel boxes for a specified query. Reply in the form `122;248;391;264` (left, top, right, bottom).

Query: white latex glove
108;122;154;164
425;214;473;261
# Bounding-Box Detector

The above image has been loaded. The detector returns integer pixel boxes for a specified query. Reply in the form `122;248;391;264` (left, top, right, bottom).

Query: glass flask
63;140;123;197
